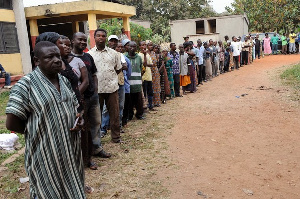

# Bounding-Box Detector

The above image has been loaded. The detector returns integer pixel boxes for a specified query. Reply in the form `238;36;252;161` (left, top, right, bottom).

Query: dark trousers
255;49;260;58
242;51;248;65
233;56;239;69
197;64;204;83
173;74;180;96
99;91;120;142
129;92;144;119
142;81;153;109
122;93;131;126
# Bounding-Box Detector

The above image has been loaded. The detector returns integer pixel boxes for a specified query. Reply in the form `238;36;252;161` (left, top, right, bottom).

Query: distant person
0;64;12;89
281;33;288;55
183;36;189;42
289;31;297;54
6;41;86;198
119;28;128;42
231;36;240;70
255;35;261;58
271;33;279;55
263;33;272;55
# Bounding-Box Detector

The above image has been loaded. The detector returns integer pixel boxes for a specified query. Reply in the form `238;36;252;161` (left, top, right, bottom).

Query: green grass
281;64;300;89
0;91;10;115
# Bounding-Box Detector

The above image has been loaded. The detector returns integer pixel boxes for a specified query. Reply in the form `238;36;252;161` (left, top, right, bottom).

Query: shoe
112;139;125;144
94;150;111;158
88;161;98;170
85;185;94;194
3;85;12;89
121;129;125;133
137;116;145;120
149;108;157;111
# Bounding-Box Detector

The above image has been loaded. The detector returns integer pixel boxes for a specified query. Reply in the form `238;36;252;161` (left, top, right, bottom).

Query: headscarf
160;43;170;52
35;32;61;45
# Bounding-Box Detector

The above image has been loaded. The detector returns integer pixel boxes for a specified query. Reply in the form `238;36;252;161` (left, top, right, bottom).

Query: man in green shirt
281;33;288;55
271;33;279;55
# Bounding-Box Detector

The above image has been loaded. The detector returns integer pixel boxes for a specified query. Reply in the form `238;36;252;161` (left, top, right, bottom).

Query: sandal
88;161;98;170
85;185;94;194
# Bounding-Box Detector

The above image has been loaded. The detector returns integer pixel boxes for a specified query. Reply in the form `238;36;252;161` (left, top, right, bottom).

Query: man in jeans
72;32;111;167
271;33;279;55
89;29;122;143
168;43;181;96
0;64;12;89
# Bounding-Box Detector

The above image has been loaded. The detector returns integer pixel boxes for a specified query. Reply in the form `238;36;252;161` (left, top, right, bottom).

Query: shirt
88;46;122;93
231;41;240;56
179;52;189;76
123;55;132;93
72;52;98;98
69;57;86;85
125;52;143;93
138;52;153;81
197;46;205;65
281;36;287;45
6;67;85;199
167;51;180;75
289;33;296;43
271;36;279;45
242;41;251;51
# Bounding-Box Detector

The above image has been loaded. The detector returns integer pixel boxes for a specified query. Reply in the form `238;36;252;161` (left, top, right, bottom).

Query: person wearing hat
122;38;130;53
88;29;123;143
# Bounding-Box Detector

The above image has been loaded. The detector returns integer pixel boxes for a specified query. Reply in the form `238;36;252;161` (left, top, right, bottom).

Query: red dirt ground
158;54;300;199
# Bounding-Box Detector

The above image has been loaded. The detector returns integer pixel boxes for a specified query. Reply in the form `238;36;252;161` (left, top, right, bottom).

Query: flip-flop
88;161;98;170
85;185;94;194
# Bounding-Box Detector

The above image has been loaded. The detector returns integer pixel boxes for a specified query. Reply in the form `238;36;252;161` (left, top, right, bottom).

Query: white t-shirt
231;41;240;56
69;57;86;85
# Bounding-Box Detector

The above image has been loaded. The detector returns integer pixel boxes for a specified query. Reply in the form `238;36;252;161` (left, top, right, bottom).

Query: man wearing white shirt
231;36;240;70
197;39;205;84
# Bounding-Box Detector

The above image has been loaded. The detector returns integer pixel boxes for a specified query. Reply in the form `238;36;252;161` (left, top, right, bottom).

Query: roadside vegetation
281;63;300;101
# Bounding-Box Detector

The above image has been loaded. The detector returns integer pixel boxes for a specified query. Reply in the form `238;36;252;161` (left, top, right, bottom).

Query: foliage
281;64;300;90
226;0;300;33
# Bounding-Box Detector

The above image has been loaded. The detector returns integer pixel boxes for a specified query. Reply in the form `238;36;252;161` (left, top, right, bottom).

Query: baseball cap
108;35;119;41
122;39;130;46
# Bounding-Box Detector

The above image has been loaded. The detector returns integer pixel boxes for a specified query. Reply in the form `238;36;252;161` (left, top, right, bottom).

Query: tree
227;0;300;33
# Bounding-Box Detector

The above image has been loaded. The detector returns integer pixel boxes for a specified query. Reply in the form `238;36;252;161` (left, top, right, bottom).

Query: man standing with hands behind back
88;28;123;143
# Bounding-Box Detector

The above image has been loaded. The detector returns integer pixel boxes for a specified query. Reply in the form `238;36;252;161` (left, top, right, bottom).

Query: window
196;20;205;34
0;22;19;54
0;0;12;9
207;19;216;33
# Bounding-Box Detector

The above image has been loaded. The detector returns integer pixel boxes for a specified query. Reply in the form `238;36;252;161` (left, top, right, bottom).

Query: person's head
183;42;190;51
153;45;160;54
233;36;237;42
218;40;222;46
209;39;213;46
60;35;71;58
116;42;123;53
35;32;64;56
72;32;87;53
184;36;189;42
197;39;202;47
265;33;268;37
170;43;176;51
121;28;125;34
224;35;229;41
226;47;230;52
213;41;217;46
147;41;154;51
291;30;294;34
34;41;62;76
108;35;119;50
203;42;208;49
244;37;248;41
122;39;130;52
139;41;147;53
128;41;137;55
227;41;231;46
179;44;184;53
94;28;107;47
160;44;170;57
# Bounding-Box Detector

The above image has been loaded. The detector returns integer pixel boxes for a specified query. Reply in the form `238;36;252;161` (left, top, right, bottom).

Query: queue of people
5;28;300;198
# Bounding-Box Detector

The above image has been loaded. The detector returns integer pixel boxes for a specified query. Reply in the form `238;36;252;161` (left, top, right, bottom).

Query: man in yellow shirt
289;31;296;54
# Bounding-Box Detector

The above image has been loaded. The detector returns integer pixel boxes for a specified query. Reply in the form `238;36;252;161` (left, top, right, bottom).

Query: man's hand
70;113;84;133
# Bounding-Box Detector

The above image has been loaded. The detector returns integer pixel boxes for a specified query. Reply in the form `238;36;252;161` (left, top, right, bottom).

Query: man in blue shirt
0;64;12;89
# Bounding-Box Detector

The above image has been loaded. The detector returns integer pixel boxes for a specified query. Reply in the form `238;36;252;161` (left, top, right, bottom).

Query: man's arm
6;113;25;133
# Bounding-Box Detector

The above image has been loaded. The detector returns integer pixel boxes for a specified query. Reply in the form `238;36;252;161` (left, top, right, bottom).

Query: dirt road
159;55;300;199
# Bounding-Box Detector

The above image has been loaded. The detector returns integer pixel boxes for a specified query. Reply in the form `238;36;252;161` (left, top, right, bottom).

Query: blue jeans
272;44;278;54
101;85;126;133
1;72;11;86
84;93;102;153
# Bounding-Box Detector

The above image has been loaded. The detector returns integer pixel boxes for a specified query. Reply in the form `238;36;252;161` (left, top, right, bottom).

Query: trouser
205;58;212;79
224;60;229;71
82;93;102;160
282;45;287;54
101;85;125;132
213;58;219;76
1;72;11;86
122;93;131;126
173;74;180;96
142;81;153;109
219;61;224;72
99;91;120;142
198;64;204;83
255;49;260;58
272;44;278;54
289;43;296;53
242;51;248;65
233;56;239;69
129;92;144;119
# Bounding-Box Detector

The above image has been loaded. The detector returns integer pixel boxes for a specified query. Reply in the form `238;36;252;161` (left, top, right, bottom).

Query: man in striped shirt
6;41;85;198
125;41;144;120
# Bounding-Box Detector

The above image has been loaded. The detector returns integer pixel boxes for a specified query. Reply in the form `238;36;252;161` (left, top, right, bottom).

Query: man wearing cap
88;28;122;143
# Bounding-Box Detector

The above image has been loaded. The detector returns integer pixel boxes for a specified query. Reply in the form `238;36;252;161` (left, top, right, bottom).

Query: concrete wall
130;19;151;29
170;20;196;46
170;15;249;46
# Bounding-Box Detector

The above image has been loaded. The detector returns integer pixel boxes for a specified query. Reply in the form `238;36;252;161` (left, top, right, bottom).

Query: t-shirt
281;36;287;45
72;52;98;98
69;57;86;85
289;33;296;43
271;36;279;45
138;52;153;81
231;41;240;56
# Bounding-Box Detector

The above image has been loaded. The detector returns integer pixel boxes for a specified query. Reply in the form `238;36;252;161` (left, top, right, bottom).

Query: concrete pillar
88;13;97;48
29;19;39;49
122;16;131;40
12;0;32;74
72;21;80;33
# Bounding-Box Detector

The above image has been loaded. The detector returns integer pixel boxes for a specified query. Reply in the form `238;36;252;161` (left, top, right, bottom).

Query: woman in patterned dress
161;44;175;98
147;41;161;107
